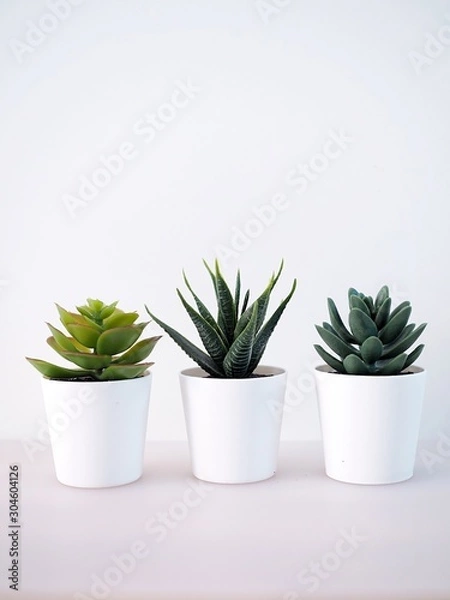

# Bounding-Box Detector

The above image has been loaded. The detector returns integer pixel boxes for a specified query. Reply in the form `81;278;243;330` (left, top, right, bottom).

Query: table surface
0;440;449;600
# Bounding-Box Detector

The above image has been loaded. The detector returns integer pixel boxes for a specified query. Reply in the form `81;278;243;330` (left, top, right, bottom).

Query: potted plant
313;285;427;485
26;298;160;488
146;260;296;484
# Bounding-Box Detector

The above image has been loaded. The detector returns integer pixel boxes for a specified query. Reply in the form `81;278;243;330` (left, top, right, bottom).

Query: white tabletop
0;441;449;600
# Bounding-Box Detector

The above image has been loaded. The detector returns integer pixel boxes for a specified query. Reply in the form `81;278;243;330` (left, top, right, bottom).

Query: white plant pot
314;365;426;485
41;373;152;488
180;366;287;484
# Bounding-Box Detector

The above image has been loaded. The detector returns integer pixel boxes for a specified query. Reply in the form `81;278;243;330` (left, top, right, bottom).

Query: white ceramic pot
180;366;287;484
41;373;152;488
314;365;426;485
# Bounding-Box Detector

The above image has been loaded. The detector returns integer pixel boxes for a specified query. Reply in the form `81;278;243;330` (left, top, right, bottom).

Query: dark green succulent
27;298;160;381
314;285;426;375
146;260;297;378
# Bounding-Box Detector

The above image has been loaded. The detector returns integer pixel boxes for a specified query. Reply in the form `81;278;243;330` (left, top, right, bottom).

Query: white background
1;0;449;442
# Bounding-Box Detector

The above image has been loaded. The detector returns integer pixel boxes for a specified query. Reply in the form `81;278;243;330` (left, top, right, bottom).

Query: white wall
1;0;449;443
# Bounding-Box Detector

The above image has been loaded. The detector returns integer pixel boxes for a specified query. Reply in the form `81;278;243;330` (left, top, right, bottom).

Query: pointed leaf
360;336;383;363
389;300;411;321
214;261;237;344
375;353;407;375
87;298;104;312
177;289;228;365
241;290;250;316
145;307;224;377
374;297;392;329
103;309;139;329
47;336;74;360
348;308;378;344
379;305;412;344
46;323;86;352
66;323;102;349
327;298;356;344
316;324;359;360
98;363;153;381
114;336;161;365
375;285;389;310
99;301;119;320
96;324;147;355
26;358;91;380
314;345;345;373
223;302;258;378
247;279;297;373
56;304;89;329
343;354;371;374
234;269;241;321
404;344;425;369
60;352;111;370
382;323;427;359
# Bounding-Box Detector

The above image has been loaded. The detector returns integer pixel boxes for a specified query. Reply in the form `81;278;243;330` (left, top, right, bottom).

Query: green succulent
146;260;297;379
26;298;160;381
314;285;426;375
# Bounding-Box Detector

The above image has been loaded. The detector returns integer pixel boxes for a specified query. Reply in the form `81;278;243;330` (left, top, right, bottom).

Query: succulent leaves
27;299;160;381
315;286;426;375
146;260;297;378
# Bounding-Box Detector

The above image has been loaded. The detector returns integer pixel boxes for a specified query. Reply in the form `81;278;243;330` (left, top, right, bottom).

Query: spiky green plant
314;285;426;375
146;260;297;378
26;298;160;381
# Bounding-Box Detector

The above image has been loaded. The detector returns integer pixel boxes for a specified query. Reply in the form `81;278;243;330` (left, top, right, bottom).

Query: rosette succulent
26;298;160;380
314;285;426;375
146;260;297;378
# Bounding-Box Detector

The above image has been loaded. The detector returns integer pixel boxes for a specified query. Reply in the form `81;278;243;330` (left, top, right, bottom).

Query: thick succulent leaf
183;271;228;346
26;358;90;379
66;323;102;349
327;298;356;344
363;295;375;315
374;297;392;329
379;305;412;344
360;336;383;363
96;324;146;355
234;269;280;339
404;344;425;369
177;289;228;365
145;307;224;377
47;324;81;352
388;300;411;321
98;363;153;381
234;269;241;321
77;305;95;320
214;260;237;344
375;285;389;310
241;290;250;315
47;336;74;360
315;325;359;359
322;322;337;334
56;304;90;329
348;308;378;344
99;301;118;320
87;298;104;312
350;295;371;316
375;353;407;375
314;345;345;373
247;279;297;373
60;352;111;370
223;302;258;378
348;287;359;304
114;336;161;365
382;323;427;359
343;354;371;375
103;309;139;329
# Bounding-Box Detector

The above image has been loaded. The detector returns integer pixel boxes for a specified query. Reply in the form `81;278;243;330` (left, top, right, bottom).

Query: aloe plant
26;298;160;380
314;285;426;375
146;260;297;378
